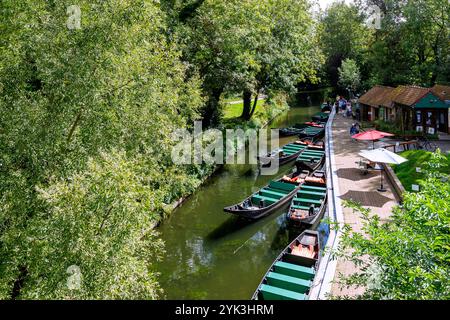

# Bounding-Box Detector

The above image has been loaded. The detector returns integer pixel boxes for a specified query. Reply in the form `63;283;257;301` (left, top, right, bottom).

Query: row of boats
223;111;330;301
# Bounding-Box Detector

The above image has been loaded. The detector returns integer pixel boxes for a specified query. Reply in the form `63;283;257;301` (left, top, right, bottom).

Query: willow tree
0;0;203;299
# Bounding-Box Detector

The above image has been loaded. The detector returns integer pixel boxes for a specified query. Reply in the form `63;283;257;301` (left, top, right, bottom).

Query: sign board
411;184;420;192
416;167;421;173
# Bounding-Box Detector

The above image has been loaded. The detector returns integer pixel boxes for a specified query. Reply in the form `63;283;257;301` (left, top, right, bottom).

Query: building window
416;111;421;123
426;112;432;126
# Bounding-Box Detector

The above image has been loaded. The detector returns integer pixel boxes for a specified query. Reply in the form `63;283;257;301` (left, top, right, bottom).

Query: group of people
336;96;353;118
327;95;361;138
323;95;362;139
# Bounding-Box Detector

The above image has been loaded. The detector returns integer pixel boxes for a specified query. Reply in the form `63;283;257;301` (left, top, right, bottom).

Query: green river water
156;105;326;300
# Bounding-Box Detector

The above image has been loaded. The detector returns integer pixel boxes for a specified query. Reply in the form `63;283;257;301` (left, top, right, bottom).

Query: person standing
346;101;352;118
350;123;357;136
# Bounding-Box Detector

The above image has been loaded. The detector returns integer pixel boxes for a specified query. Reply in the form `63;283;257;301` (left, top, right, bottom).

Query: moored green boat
311;112;330;122
298;126;325;139
224;173;308;220
296;146;326;172
258;142;307;168
252;230;321;300
286;175;327;229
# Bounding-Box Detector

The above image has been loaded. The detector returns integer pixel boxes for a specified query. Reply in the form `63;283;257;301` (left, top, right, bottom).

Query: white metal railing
309;107;344;300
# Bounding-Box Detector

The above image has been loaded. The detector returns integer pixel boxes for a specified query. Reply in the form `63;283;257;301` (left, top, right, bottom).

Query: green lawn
223;99;266;119
393;150;450;192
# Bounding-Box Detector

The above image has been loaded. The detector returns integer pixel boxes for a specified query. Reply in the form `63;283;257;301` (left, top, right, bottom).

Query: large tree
162;0;256;126
162;0;322;123
338;58;362;95
318;1;373;88
357;0;450;86
0;0;203;299
239;0;323;120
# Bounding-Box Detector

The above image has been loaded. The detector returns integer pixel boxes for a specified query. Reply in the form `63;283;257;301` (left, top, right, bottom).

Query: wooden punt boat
252;230;321;300
279;124;309;137
321;103;332;113
286;174;327;229
258;143;307;168
279;122;324;137
312;112;330;122
258;139;322;168
294;138;324;148
223;171;311;220
295;146;325;172
297;126;325;139
304;121;325;128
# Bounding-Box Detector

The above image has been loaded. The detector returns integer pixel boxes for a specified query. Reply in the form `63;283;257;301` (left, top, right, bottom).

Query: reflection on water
155;106;322;300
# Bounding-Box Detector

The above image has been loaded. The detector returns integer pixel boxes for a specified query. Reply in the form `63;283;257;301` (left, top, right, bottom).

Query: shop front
413;92;449;134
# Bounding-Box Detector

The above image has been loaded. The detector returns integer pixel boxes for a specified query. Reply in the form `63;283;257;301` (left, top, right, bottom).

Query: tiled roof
431;84;450;101
358;85;396;108
390;86;430;106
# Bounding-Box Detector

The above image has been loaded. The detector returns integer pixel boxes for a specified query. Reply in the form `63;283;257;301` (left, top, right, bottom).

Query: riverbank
222;93;290;130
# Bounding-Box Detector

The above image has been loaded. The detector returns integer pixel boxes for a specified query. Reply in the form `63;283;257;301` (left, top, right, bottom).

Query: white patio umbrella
358;148;408;192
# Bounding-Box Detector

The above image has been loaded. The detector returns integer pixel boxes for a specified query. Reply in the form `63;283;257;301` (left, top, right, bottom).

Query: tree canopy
319;0;450;89
162;0;322;123
318;1;372;88
338;58;362;94
0;0;204;299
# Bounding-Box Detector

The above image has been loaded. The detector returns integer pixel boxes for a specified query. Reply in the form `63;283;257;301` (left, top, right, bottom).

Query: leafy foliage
0;0;207;299
320;0;450;89
318;2;372;88
338;58;362;93
162;0;322;123
332;151;450;299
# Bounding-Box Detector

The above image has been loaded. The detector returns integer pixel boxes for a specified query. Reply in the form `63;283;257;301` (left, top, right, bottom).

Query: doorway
438;110;449;133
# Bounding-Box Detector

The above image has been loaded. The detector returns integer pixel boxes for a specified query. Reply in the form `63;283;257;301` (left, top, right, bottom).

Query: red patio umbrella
352;130;395;149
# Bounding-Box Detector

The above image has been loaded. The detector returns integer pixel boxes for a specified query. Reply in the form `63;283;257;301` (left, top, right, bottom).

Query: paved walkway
329;113;400;297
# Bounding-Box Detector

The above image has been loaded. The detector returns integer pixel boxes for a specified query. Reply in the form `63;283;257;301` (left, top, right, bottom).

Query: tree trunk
240;90;252;120
249;92;260;119
202;87;223;128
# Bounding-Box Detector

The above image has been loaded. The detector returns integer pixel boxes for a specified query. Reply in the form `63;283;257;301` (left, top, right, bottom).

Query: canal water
156;105;325;300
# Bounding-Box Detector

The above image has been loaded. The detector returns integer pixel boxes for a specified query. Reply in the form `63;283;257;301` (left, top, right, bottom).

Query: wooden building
358;85;395;122
358;84;450;134
431;84;450;134
391;85;449;134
